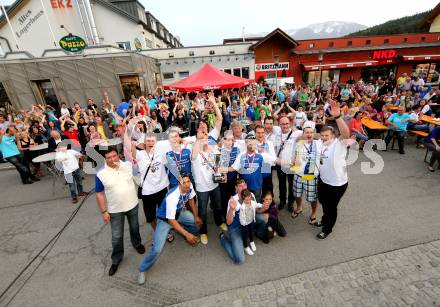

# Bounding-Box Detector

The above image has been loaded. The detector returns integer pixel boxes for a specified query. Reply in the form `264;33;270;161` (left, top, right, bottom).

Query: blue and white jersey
231;152;275;191
156;184;196;220
256;141;276;177
165;148;192;187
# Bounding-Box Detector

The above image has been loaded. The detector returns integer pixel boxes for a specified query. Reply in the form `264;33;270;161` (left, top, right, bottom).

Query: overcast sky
140;0;438;46
3;0;438;46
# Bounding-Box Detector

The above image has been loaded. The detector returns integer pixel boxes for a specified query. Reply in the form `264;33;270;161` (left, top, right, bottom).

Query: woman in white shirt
314;100;351;240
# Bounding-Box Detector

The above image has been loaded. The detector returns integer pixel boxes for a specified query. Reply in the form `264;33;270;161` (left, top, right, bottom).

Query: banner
255;62;289;72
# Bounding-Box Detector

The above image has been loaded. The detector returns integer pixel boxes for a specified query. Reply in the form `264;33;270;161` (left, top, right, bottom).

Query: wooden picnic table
420;115;440;126
361;117;388;130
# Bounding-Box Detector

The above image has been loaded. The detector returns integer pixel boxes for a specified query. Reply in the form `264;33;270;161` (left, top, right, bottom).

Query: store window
189;51;194;56
233;68;241;77
266;72;276;79
117;42;131;50
224;69;232;75
241;67;250;79
119;75;141;101
163;72;174;79
209;50;215;55
178;71;189;79
413;63;439;83
302;70;340;88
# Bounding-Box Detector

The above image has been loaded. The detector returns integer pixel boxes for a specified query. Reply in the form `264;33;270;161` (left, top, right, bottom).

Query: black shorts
141;187;168;223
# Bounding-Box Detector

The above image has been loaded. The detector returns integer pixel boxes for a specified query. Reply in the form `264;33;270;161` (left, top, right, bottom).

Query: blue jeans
220;227;245;264
139;210;199;272
197;186;223;234
67;168;83;198
255;213;268;240
109;204;142;265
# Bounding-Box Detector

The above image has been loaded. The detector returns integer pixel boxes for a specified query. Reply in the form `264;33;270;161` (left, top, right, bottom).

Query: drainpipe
82;0;100;44
74;0;91;45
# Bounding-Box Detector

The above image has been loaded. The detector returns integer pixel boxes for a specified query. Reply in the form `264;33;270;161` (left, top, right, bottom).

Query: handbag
137;154;153;199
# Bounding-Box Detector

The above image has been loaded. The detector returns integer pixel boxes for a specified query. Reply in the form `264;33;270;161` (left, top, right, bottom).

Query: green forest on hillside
346;11;431;37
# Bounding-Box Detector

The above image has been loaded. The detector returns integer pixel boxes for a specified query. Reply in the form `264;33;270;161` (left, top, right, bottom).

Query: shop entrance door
119;75;141;101
0;82;12;112
33;79;60;109
360;65;396;82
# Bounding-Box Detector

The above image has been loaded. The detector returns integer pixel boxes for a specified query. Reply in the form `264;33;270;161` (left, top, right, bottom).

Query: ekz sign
372;50;397;60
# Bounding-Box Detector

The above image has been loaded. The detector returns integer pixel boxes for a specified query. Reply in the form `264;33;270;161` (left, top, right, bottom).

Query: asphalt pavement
0;142;439;306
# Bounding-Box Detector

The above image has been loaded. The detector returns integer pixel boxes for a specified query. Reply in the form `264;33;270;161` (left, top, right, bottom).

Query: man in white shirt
314;100;351;240
56;146;87;203
138;174;200;284
95;148;145;276
263;116;281;150
255;124;276;196
290;126;322;224
294;105;307;129
135;133;169;231
275;116;302;211
191;129;226;245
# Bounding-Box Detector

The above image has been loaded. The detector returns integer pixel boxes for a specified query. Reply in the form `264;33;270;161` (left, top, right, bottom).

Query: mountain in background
249;21;368;40
345;11;430;37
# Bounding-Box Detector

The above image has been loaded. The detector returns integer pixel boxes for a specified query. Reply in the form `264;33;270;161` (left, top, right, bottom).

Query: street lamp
274;54;280;90
318;53;324;89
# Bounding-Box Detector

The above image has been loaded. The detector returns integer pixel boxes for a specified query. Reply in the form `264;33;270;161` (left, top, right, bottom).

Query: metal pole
74;0;91;45
1;5;20;50
82;0;100;44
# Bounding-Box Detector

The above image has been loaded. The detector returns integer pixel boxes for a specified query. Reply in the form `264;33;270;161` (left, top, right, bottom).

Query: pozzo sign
59;35;87;53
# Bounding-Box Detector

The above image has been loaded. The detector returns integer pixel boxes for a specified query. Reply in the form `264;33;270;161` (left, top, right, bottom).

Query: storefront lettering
60;40;85;49
50;0;72;8
255;62;289;71
15;10;44;38
372;50;397;60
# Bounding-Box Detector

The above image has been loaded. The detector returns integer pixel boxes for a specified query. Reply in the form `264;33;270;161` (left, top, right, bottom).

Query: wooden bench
408;130;428;137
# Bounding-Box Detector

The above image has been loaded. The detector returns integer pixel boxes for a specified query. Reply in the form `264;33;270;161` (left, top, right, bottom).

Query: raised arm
329;100;350;140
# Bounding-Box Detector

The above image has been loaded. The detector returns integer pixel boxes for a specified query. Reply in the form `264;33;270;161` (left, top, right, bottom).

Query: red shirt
64;129;79;142
349;118;363;134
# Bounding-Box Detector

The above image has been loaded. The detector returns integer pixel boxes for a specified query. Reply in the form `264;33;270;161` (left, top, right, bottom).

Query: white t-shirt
319;138;348;186
60;107;70;116
191;150;218;192
276;129;303;159
56;149;80;174
136;149;169;195
294;111;307;128
421;105;431;115
265;126;281;145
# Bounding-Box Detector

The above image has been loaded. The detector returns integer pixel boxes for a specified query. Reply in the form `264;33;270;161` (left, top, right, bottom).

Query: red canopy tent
163;64;251;92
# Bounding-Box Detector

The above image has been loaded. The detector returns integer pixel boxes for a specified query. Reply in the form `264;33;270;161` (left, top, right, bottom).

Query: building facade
143;43;255;85
0;46;161;109
0;0;182;57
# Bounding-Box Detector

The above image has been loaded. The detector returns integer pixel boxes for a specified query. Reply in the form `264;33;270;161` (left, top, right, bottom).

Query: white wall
0;0;86;56
143;43;252;59
91;2;144;51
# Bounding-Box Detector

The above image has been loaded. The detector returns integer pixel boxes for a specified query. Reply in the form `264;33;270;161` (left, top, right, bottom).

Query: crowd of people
0;72;439;285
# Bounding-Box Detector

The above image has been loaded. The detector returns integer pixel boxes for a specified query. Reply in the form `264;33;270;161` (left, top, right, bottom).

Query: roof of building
249;28;299;50
292;41;440;54
223;37;264;44
420;2;440;28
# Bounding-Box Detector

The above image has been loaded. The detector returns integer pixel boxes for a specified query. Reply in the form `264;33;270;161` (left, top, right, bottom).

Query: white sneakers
245;242;257;256
138;272;146;285
200;234;208;245
249;241;256;252
245;247;254;256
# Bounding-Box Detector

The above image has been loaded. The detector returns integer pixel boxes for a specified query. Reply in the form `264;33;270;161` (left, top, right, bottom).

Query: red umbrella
163;64;251;92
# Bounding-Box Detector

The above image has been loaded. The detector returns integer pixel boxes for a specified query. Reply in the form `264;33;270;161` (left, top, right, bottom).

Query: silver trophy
212;151;226;183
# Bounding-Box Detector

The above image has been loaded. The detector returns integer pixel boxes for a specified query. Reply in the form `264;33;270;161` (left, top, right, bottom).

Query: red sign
50;0;72;8
372;50;397;60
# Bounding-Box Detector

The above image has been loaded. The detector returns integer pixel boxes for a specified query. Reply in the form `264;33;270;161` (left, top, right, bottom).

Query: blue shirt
246;106;256;122
165;148;192;187
148;98;157;111
425;126;440;143
277;91;285;102
156;185;195;220
388;113;412;132
233;153;265;191
116;101;129;118
0;135;20;158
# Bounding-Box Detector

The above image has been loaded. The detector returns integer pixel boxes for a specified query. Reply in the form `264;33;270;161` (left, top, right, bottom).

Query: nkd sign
255;62;289;71
372;50;397;60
